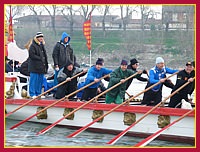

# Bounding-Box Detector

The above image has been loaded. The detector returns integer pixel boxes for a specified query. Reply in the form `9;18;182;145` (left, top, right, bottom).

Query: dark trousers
81;88;98;101
141;89;162;106
55;81;76;99
168;92;188;108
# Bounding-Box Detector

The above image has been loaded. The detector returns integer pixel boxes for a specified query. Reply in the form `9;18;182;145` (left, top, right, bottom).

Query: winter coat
84;65;112;88
148;66;178;91
20;58;30;76
106;67;140;99
28;37;48;74
171;69;195;97
52;32;75;68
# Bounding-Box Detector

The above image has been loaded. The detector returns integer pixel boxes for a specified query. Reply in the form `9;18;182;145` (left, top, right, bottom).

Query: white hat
156;57;164;64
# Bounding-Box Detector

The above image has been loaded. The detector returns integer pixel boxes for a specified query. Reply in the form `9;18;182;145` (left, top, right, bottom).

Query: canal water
5;119;193;147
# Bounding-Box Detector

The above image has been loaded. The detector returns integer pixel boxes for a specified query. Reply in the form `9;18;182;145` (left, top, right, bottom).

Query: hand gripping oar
134;109;194;147
67;71;178;138
9;72;108;130
107;77;193;145
6;71;85;118
36;72;139;135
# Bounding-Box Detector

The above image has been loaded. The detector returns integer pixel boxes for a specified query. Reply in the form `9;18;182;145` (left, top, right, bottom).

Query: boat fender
123;112;136;126
63;108;74;120
6;82;15;99
36;107;48;119
92;110;104;123
157;115;170;128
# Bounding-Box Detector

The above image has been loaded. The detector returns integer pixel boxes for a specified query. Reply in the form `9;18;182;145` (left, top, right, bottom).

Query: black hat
36;32;44;38
186;61;192;66
98;58;104;63
96;58;103;65
191;61;195;67
121;59;128;65
130;58;138;65
65;60;74;67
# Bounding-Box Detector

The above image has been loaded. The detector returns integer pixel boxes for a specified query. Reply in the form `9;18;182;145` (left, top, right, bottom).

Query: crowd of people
5;31;195;108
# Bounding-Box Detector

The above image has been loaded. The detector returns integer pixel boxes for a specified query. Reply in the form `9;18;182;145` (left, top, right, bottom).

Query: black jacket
28;37;48;74
171;69;195;97
52;41;75;68
126;64;148;89
20;58;30;76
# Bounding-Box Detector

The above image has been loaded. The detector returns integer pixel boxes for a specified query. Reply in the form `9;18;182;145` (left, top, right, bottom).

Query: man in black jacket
168;61;195;108
55;61;87;99
126;58;148;90
28;32;48;98
52;32;79;89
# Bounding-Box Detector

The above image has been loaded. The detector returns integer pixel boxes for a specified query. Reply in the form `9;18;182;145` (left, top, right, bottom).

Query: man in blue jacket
141;57;178;106
81;58;112;101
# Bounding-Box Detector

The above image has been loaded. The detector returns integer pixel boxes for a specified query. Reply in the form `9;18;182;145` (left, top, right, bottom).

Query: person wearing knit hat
36;32;44;38
105;60;142;104
141;57;178;106
81;58;112;101
55;60;87;99
52;32;79;89
126;58;148;90
28;32;48;98
156;57;164;64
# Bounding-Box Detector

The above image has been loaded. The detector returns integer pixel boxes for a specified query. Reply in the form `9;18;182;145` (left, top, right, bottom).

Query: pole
90;50;91;67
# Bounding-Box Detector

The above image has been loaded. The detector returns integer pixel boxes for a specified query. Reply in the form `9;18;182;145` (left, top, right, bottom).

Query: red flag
8;6;14;42
83;13;92;50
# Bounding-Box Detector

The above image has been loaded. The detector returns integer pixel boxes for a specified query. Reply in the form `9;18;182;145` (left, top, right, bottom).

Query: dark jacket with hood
52;32;75;69
28;37;48;74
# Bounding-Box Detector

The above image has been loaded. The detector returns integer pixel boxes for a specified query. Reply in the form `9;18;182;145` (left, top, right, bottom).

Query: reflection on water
5;119;193;147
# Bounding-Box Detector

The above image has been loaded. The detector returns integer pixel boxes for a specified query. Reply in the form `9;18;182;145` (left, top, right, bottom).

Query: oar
36;72;139;135
107;78;193;145
67;72;179;138
6;71;85;117
9;74;109;130
134;109;194;147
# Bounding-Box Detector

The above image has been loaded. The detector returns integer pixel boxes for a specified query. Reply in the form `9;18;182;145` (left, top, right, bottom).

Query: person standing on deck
168;61;195;108
81;58;112;101
126;58;148;90
55;60;87;99
52;32;79;89
28;32;48;98
141;57;178;106
105;60;142;104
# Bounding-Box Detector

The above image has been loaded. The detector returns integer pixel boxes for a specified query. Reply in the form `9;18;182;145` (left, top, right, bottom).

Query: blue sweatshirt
149;66;178;91
84;65;112;88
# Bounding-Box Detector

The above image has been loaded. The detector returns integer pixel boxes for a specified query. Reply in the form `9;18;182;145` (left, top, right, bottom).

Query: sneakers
41;95;46;99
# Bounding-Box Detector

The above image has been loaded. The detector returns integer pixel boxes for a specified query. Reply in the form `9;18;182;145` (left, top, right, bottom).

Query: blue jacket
84;65;112;88
149;66;178;91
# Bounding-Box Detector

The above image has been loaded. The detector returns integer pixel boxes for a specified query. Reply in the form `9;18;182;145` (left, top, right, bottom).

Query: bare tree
81;5;96;21
28;5;43;31
96;5;111;37
60;5;79;36
120;5;137;31
43;5;58;36
5;5;26;21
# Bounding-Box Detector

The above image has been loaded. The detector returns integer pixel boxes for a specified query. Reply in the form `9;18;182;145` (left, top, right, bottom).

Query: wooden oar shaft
107;77;193;145
36;72;139;135
134;109;194;147
6;71;84;117
65;74;110;99
67;72;174;138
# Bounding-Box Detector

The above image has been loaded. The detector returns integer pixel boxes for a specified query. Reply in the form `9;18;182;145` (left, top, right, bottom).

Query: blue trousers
29;72;44;97
53;69;61;90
